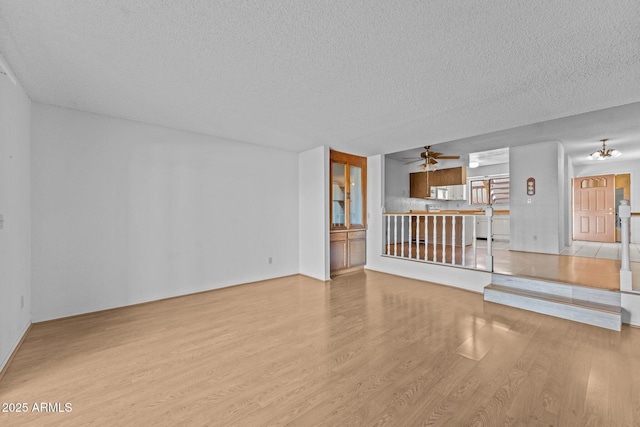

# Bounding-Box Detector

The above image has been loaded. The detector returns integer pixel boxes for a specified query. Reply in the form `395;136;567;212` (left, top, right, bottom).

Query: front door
572;174;615;242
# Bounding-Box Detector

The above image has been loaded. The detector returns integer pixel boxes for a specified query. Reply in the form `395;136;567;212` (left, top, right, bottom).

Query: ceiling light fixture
468;161;480;168
588;139;622;160
419;162;436;172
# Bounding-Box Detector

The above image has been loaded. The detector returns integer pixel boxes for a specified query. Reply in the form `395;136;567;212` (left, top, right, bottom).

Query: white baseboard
0;321;31;381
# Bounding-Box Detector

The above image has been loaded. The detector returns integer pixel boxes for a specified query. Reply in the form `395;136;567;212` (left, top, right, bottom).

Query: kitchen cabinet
409;167;467;198
411;215;473;246
475;216;488;239
493;216;510;241
429;184;467;200
447;184;467;201
475;215;510;241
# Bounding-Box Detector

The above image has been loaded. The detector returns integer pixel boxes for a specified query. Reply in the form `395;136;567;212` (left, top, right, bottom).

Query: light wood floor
386;240;640;291
2;271;640;426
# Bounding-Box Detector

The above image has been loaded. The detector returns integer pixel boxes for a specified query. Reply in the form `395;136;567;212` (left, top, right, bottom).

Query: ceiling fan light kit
404;146;460;171
588;139;621;160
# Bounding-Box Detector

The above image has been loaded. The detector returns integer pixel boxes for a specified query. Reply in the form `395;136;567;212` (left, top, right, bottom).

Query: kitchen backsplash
385;196;508;213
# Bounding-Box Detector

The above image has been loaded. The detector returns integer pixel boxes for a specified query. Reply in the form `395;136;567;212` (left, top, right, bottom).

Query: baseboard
0;322;32;383
364;266;485;295
33;273;302;324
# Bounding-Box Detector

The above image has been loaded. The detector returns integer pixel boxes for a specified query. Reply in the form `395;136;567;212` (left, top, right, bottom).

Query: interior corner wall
0;60;31;371
298;146;330;281
30;103;300;322
510;141;564;254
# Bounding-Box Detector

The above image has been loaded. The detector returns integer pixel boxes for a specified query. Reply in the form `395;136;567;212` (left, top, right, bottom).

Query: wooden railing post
485;206;494;272
620;199;632;291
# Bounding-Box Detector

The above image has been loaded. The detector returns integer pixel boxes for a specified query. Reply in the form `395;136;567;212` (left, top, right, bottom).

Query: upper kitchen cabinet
330;150;367;230
409;166;466;198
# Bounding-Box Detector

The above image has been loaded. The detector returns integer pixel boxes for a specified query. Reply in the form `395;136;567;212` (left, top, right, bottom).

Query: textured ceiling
388;102;640;166
0;1;638;154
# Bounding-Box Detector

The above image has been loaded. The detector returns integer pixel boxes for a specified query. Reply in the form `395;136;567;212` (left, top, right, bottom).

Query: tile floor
561;241;640;262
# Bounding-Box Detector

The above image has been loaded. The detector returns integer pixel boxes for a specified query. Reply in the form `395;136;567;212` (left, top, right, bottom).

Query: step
491;273;621;307
484;283;621;331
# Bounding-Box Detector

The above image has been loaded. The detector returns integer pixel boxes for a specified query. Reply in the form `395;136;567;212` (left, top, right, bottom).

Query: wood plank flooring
386;240;640;291
2;271;640;426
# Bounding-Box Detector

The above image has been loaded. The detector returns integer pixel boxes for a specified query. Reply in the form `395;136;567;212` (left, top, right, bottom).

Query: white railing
619;199;632;291
383;210;494;271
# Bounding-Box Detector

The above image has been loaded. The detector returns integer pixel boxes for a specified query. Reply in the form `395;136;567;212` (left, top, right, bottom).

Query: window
470;176;510;205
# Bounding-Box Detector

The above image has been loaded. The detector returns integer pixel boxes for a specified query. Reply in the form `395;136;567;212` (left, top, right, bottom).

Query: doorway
614;173;631;242
572;173;631;243
572;174;615;243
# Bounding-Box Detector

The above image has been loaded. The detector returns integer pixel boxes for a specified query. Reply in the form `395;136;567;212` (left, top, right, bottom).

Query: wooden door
572;174;615;242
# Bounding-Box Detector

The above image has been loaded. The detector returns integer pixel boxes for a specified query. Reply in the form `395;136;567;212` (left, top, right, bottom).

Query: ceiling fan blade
428;152;443;157
428;158;438;164
403;159;423;165
401;157;421;160
436;155;460;159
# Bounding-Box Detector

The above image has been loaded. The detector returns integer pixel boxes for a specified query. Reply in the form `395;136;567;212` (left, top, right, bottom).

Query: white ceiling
387;102;640;166
0;1;638;155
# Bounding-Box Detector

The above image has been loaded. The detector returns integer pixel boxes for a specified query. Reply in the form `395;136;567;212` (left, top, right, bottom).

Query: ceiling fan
403;146;460;170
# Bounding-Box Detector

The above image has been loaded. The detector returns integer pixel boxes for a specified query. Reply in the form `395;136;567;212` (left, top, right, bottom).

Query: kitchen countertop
384;209;510;215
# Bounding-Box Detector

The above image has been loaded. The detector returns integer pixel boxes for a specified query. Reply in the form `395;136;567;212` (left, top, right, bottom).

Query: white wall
510;141;565;254
573;158;640;244
31;103;299;321
0;55;31;371
367;155;491;293
565;156;574;247
299;146;330;281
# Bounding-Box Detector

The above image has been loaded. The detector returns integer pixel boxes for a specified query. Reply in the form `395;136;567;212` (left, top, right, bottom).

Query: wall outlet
268;257;273;264
527;198;532;204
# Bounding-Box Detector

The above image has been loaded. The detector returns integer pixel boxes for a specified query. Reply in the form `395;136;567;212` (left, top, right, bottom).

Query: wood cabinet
330;230;366;273
410;172;429;199
409;167;467;198
330;150;367;275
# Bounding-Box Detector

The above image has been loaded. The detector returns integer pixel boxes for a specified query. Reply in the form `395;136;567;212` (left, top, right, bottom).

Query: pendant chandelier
588;139;622;160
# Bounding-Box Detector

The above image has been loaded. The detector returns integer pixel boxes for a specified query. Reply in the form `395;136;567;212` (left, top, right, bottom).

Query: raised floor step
490;273;621;306
484;282;622;331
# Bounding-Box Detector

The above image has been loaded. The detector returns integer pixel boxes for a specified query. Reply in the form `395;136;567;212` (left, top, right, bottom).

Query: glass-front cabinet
330;150;367;275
